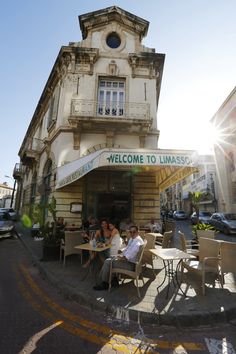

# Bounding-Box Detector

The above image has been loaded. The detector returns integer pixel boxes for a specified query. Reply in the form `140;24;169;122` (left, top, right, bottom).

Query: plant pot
42;244;60;261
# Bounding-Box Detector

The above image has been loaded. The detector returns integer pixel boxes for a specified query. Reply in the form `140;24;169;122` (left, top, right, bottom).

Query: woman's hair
108;220;116;227
100;219;109;237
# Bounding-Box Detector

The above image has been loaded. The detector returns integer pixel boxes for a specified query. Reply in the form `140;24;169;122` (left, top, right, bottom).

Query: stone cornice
79;6;149;40
19;46;79;157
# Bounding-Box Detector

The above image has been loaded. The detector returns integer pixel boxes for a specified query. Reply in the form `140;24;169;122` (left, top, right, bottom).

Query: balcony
21;138;44;166
13;163;25;180
69;99;152;133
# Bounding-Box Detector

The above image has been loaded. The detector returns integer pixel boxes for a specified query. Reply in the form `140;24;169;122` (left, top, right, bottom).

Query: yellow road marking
17;281;154;353
16;262;205;351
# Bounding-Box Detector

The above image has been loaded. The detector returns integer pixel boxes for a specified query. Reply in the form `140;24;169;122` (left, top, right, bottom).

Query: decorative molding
107;60;119;76
73;130;81;150
106;130;114;147
139;135;146;148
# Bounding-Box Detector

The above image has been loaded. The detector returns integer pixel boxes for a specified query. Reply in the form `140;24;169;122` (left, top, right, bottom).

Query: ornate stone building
211;86;236;212
14;6;197;226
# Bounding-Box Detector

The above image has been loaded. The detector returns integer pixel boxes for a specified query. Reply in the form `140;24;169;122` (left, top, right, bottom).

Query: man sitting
93;225;144;291
144;219;161;233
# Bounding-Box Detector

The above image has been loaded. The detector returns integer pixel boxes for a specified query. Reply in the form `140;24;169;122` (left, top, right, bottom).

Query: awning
56;148;198;191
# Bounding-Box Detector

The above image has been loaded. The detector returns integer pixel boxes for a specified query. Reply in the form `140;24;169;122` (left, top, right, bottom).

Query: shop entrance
84;170;132;222
97;193;130;221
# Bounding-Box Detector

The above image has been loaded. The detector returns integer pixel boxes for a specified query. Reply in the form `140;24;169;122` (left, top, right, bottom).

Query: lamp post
210;173;217;212
4;175;16;208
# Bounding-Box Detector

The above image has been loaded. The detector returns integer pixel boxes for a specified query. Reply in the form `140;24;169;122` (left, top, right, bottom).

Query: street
172;219;236;244
0;229;236;354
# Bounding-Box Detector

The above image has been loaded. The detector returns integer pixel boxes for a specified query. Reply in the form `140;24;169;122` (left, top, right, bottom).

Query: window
106;32;121;49
47;85;60;129
30;172;37;204
43;160;52;192
97;79;125;117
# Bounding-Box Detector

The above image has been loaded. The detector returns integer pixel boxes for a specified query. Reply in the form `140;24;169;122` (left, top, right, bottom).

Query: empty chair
156;231;173;248
181;237;221;295
60;231;84;266
163;220;176;234
196;229;215;240
178;231;199;257
219;241;236;288
108;240;147;298
142;233;156;273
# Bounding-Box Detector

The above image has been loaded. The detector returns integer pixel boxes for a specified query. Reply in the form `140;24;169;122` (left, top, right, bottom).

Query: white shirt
110;233;123;256
145;222;161;233
123;235;144;263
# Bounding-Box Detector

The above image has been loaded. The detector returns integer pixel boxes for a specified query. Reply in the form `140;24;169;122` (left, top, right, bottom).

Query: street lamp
210;173;217;212
4;175;16;208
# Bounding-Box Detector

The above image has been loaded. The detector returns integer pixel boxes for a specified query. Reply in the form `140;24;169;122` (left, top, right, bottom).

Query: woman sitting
82;219;111;268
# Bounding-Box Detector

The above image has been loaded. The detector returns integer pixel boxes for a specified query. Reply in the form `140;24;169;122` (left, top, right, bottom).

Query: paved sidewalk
17;224;236;328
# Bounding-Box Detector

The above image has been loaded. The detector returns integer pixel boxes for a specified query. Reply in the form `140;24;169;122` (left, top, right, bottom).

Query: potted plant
189;191;216;248
41;196;63;261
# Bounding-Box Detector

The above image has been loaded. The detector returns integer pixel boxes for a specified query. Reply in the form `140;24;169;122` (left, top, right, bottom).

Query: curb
17;231;236;328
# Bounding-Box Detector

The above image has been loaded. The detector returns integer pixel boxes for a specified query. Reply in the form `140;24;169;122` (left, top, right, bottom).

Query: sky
1;0;236;187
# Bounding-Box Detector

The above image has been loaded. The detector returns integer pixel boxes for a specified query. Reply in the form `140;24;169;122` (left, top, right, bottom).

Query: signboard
56;148;197;189
70;202;82;213
102;152;193;167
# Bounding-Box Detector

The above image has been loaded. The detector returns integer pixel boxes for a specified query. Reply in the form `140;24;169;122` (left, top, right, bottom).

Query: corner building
15;6;197;226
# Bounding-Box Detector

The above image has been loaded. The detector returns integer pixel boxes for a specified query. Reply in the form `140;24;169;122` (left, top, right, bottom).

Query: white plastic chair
60;231;84;266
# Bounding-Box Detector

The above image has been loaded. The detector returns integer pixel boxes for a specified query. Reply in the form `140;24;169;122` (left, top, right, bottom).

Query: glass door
98;79;125;117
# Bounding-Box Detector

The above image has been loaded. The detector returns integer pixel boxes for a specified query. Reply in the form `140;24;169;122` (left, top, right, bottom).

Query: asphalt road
0;232;236;354
172;219;236;244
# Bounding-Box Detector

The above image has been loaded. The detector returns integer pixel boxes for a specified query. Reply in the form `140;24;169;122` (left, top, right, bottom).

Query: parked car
173;210;188;220
0;208;18;221
190;211;212;225
0;212;15;238
209;212;236;234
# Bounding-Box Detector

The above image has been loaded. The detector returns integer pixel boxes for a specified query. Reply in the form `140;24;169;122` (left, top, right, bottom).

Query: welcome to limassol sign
103;152;193;166
57;150;196;189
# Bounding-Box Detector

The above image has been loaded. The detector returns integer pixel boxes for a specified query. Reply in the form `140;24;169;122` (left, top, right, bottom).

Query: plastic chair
108;240;147;298
181;237;221;295
142;233;156;273
178;231;199;257
196;230;215;240
156;231;173;248
219;241;236;288
60;231;84;266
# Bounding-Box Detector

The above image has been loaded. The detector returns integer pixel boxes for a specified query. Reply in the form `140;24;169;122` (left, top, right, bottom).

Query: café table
150;247;196;298
75;243;111;280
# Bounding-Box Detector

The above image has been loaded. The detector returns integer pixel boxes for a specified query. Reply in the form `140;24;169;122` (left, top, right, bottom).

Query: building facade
211;87;236;212
161;155;217;215
0;183;13;208
14;6;197;227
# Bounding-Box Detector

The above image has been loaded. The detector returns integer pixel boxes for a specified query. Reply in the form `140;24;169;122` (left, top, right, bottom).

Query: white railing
71;99;150;120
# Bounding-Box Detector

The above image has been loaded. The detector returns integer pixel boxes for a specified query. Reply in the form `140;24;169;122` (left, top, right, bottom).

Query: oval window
106;32;121;49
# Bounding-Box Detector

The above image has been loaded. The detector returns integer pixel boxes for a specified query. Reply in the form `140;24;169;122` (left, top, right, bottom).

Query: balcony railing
71;99;151;121
13;163;25;179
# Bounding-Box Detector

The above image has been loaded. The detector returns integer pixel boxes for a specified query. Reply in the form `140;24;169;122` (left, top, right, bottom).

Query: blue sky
1;0;236;187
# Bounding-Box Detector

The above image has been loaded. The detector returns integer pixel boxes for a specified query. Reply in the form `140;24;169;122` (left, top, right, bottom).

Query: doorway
84;170;132;222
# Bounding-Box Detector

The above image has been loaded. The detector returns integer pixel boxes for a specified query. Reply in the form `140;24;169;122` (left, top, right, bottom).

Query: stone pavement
16;224;236;328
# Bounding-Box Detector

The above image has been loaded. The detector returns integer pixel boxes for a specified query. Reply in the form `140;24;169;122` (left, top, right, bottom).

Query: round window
106;32;121;49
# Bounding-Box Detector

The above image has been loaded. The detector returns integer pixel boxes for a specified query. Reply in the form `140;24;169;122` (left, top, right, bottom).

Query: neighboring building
14;6;197;226
0;182;13;208
161;155;217;214
211;87;236;212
